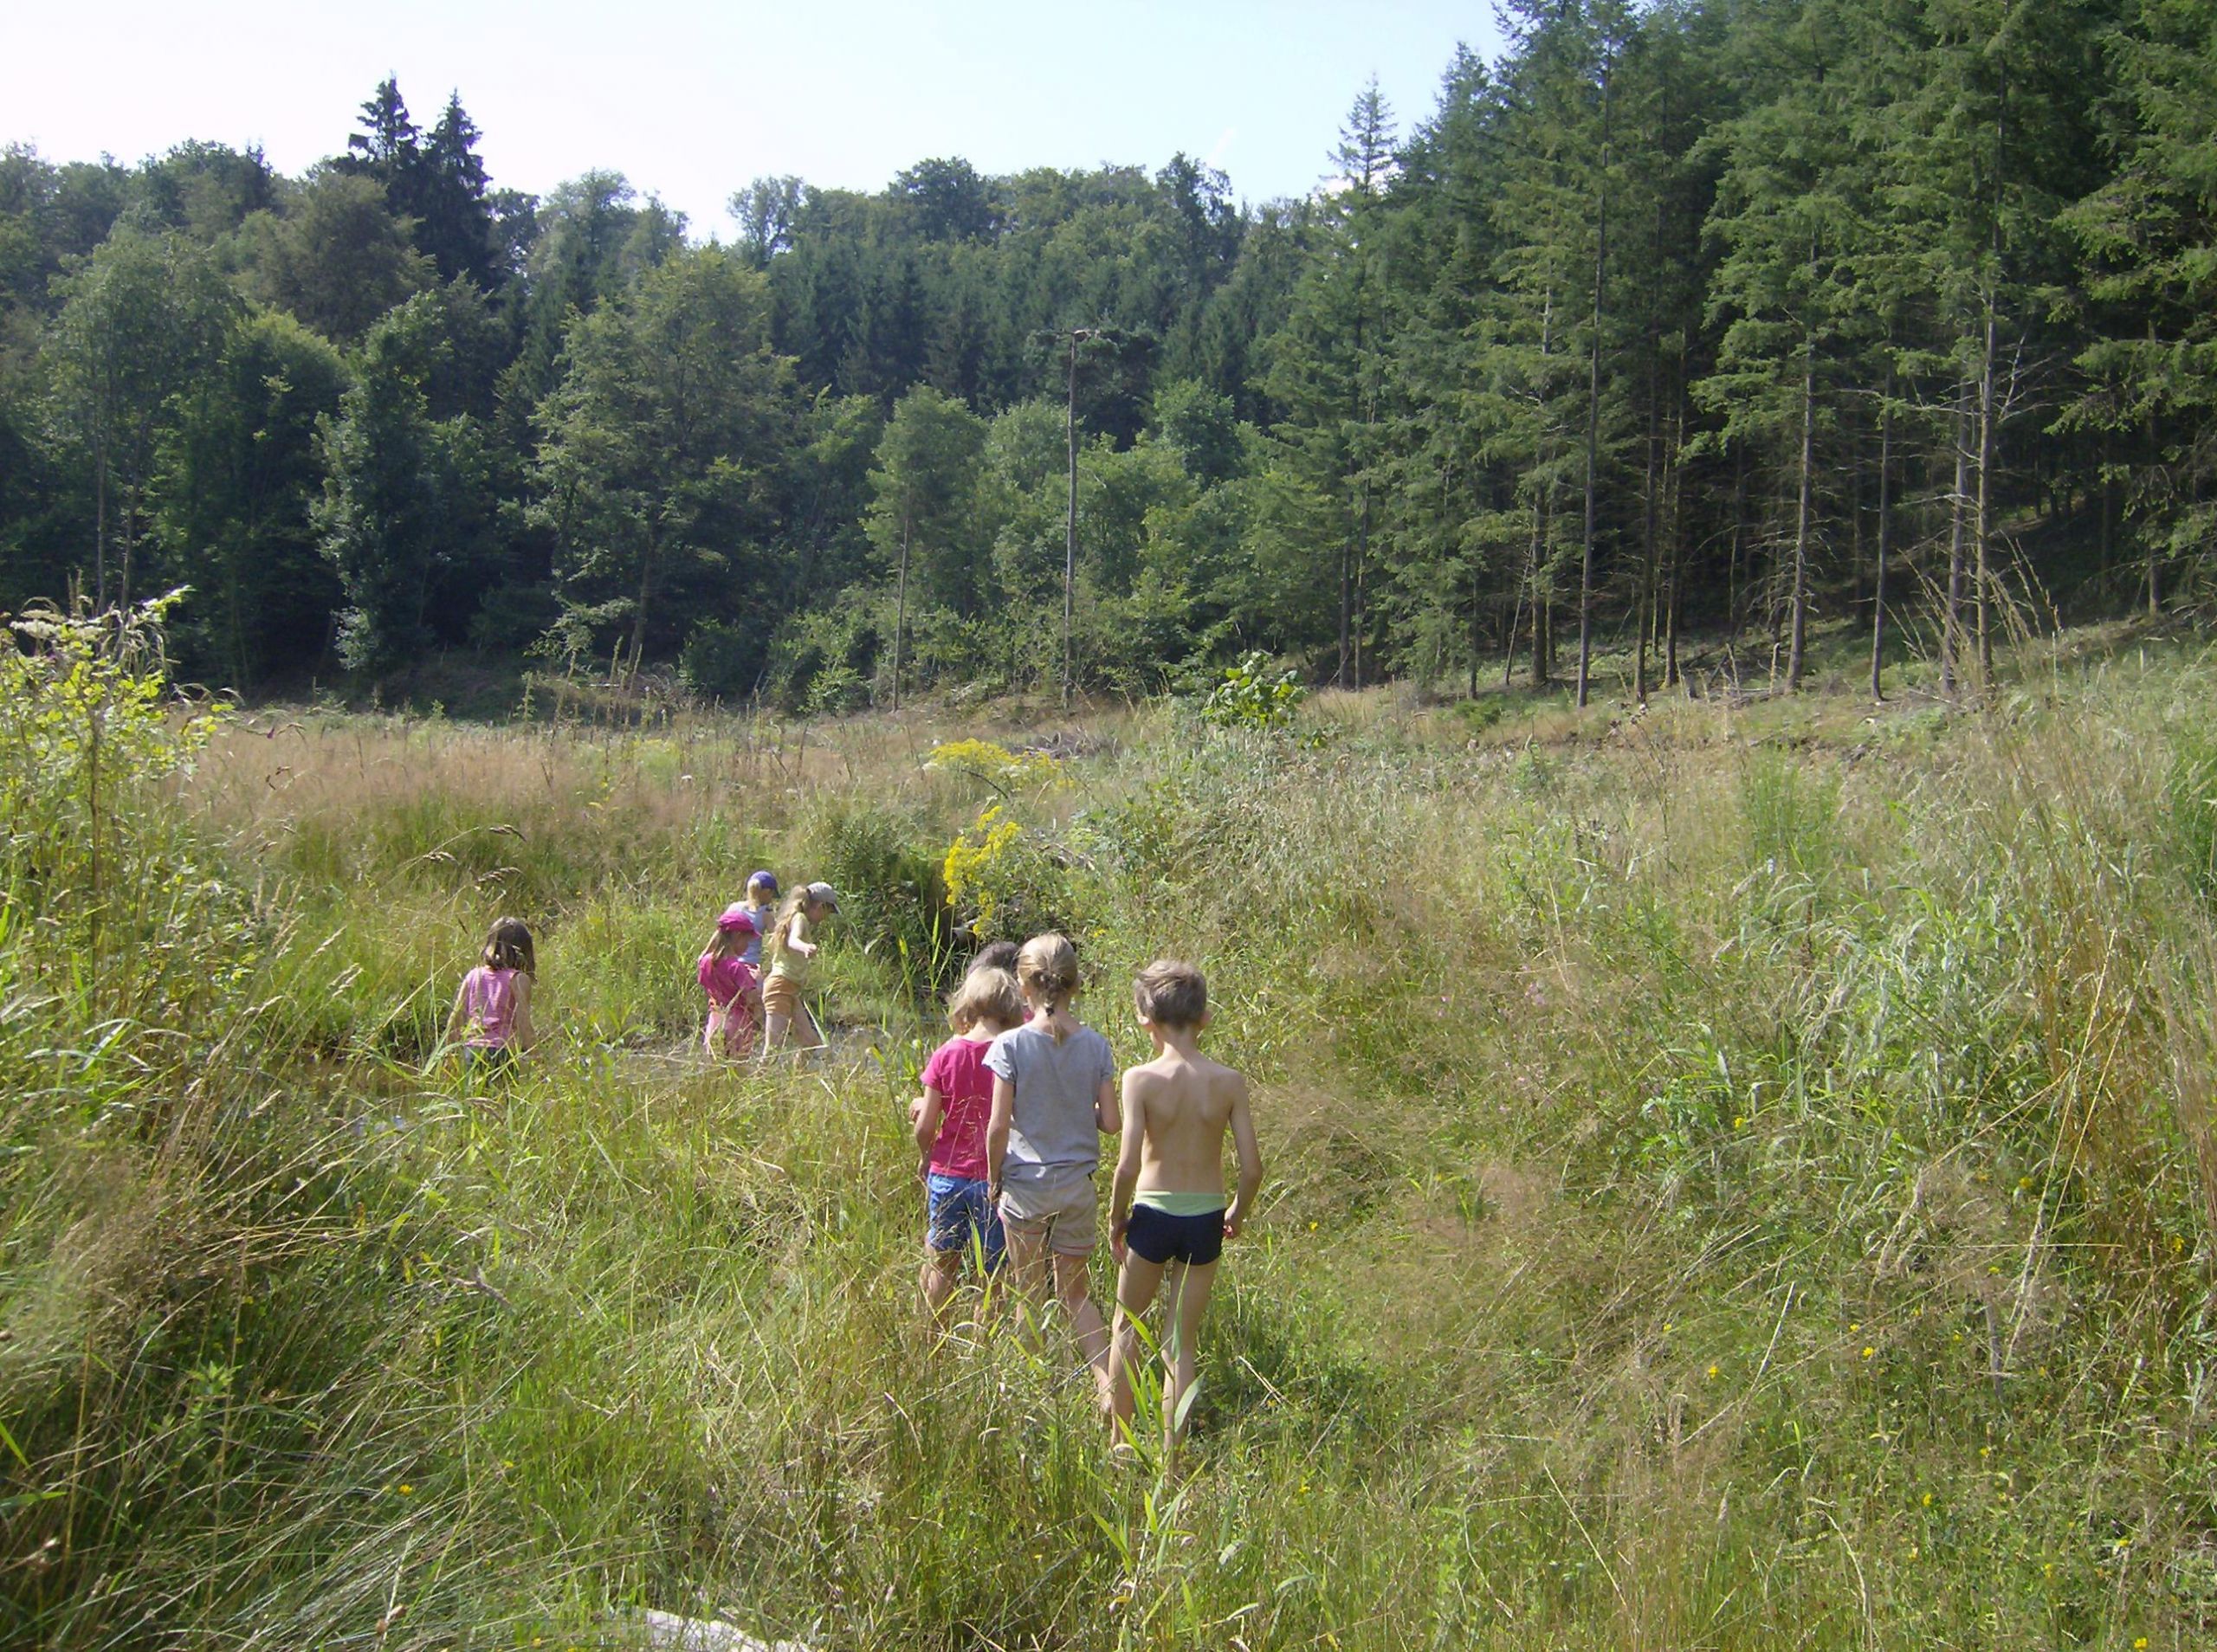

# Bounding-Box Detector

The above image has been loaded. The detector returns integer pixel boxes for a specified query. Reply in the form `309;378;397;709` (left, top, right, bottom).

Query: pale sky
3;1;1504;230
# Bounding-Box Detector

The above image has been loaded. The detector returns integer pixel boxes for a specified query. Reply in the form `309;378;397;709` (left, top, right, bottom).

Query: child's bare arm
912;1084;946;1158
1095;1072;1121;1135
1108;1073;1146;1262
1225;1074;1262;1238
986;1074;1015;1194
513;975;537;1052
443;982;469;1048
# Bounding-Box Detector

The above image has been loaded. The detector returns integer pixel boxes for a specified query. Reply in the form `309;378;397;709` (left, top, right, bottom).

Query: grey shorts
997;1162;1098;1257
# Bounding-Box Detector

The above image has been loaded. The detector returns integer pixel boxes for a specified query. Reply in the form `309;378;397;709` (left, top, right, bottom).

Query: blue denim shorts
926;1172;1005;1270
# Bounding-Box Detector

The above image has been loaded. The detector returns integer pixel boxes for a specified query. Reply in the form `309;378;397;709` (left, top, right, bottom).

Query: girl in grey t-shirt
985;933;1120;1402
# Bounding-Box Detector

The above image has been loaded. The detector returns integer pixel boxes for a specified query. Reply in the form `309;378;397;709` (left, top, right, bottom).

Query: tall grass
5;633;2215;1647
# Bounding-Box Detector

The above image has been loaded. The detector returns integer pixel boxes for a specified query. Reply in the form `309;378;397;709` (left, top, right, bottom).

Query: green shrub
678;618;767;702
941;803;1085;945
1199;649;1304;731
805;661;870;716
1450;696;1508;734
810;802;955;991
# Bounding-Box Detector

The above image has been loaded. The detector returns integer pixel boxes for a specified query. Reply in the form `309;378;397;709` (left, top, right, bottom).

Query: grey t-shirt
985;1022;1115;1178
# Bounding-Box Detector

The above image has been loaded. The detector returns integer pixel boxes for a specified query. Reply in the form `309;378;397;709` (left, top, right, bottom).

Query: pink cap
717;902;759;933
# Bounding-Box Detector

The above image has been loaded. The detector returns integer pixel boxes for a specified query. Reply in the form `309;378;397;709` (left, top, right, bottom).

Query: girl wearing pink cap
699;903;763;1058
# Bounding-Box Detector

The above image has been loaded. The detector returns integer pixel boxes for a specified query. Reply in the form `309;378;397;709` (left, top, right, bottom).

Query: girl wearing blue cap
738;871;779;969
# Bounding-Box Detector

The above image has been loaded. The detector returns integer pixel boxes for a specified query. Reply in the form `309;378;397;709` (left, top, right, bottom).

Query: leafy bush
941;803;1083;944
467;580;564;655
771;603;882;713
804;661;869;716
678;618;767;702
0;594;242;1030
810;802;954;991
1199;649;1303;731
1449;696;1508;735
924;737;1064;793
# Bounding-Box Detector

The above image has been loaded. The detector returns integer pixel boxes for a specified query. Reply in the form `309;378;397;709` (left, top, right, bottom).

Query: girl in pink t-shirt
909;965;1024;1318
444;917;537;1068
698;903;762;1059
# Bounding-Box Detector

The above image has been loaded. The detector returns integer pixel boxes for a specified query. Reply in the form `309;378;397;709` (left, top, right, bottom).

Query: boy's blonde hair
1016;932;1080;1040
1134;958;1207;1029
948;965;1023;1033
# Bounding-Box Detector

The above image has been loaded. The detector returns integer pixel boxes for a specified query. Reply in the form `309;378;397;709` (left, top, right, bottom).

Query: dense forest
5;0;2216;708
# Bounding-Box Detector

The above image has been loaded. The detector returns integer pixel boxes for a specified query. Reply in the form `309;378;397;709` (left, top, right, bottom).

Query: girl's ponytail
766;891;807;961
1016;932;1080;1042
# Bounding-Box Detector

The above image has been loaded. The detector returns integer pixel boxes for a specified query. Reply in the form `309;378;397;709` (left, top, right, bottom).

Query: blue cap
748;870;779;894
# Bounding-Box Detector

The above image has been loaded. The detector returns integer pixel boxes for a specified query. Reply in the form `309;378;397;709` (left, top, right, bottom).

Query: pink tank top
698;953;757;1012
461;966;519;1048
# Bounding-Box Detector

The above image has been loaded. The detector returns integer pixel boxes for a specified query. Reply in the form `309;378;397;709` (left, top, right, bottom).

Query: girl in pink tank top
698;902;761;1059
444;917;537;1065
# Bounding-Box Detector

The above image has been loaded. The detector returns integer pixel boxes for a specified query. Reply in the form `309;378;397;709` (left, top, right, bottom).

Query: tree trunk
1501;565;1523;692
894;506;911;713
629;544;656;693
118;483;135;613
2143;397;2159;617
1942;384;1969;699
1975;295;1998;689
1529;289;1556;691
1871;376;1893;703
1576;52;1613;711
1529;488;1551;689
1354;482;1370;691
1063;337;1078;708
1848;403;1865;620
1664;379;1686;690
1787;339;1815;693
1636;338;1660;707
94;435;109;611
1728;444;1747;635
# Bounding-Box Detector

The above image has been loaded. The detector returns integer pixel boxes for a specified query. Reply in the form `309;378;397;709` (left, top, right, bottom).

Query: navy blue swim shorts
1125;1202;1225;1268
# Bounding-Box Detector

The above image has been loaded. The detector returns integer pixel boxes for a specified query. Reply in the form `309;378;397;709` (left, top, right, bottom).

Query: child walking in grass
737;870;779;968
761;881;839;1053
1107;960;1261;1465
698;903;762;1059
912;965;1025;1317
444;917;538;1068
986;933;1121;1404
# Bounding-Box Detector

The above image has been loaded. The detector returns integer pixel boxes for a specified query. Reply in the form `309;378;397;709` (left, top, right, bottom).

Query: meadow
4;609;2216;1649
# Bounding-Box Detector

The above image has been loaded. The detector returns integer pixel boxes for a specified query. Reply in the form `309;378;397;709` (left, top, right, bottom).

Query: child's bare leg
921;1248;961;1320
1003;1223;1051;1349
1109;1252;1167;1433
1161;1260;1218;1464
793;1000;824;1052
1051;1250;1111;1408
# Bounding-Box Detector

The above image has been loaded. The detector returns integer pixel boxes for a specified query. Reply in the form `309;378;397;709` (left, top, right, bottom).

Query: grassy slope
6;634;2217;1649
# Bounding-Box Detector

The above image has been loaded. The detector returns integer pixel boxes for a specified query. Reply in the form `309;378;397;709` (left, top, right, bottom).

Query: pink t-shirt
698;952;758;1012
921;1036;996;1181
460;966;520;1049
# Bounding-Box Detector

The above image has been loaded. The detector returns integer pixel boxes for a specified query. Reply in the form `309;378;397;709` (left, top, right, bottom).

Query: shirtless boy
1106;959;1262;1462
